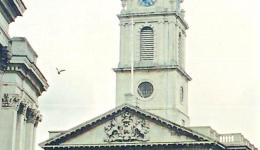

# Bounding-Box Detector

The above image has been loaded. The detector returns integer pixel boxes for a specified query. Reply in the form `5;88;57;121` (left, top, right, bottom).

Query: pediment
40;104;211;148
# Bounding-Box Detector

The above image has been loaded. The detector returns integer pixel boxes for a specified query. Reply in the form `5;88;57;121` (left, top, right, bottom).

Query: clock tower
114;0;191;126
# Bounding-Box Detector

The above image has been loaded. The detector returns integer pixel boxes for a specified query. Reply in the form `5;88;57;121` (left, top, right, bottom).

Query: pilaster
0;93;20;150
25;108;39;150
16;101;28;150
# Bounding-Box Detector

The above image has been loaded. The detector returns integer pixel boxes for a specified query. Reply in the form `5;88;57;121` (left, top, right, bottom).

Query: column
24;108;37;150
0;94;20;150
32;113;42;150
15;102;28;150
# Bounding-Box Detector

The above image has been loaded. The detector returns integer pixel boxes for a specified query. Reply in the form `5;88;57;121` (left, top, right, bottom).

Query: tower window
180;86;184;104
140;26;154;61
178;32;184;67
137;82;154;98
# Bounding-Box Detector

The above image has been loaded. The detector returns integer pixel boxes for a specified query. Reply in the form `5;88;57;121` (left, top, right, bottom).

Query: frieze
104;112;150;142
1;93;21;109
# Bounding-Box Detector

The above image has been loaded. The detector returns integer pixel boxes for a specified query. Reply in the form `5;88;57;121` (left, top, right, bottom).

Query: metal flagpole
130;16;134;95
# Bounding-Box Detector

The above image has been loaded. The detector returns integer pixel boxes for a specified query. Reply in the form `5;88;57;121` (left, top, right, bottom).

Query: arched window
140;26;154;61
178;32;184;67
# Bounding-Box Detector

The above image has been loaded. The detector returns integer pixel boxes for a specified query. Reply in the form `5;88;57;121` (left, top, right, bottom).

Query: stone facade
0;1;48;150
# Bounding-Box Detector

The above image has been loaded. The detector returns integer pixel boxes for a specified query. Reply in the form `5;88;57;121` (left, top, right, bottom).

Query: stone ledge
113;65;192;81
118;11;189;29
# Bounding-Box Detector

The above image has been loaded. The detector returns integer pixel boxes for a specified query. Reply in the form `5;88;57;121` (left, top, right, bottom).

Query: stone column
32;112;42;150
24;108;37;150
0;94;20;150
15;102;28;150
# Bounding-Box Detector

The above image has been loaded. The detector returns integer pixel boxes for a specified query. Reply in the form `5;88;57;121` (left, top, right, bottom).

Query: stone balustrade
219;133;257;150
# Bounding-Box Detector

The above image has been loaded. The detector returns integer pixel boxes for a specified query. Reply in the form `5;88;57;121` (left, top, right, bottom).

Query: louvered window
140;27;154;61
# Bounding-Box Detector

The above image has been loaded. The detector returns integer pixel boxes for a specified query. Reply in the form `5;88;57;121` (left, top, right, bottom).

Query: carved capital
34;113;42;127
26;108;38;124
1;94;21;110
18;101;29;116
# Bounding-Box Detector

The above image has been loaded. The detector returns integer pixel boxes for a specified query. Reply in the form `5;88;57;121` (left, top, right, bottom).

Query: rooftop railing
219;133;257;150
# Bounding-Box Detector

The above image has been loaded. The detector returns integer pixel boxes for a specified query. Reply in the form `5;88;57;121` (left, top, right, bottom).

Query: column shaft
24;122;35;150
0;109;18;150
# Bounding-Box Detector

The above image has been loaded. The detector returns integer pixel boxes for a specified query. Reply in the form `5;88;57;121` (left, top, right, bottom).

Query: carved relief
104;112;149;142
1;94;20;109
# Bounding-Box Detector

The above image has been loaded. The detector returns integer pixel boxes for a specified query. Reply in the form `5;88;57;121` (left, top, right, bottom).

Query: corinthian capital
18;101;28;116
26;108;38;124
1;94;21;110
34;113;42;127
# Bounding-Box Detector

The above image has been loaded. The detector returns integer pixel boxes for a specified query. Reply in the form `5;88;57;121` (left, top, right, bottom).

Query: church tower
114;0;191;126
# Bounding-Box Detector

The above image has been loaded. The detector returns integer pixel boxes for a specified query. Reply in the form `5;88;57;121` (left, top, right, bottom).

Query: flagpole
130;16;134;95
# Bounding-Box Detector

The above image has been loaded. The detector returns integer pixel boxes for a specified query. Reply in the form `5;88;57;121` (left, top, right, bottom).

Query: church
40;0;257;150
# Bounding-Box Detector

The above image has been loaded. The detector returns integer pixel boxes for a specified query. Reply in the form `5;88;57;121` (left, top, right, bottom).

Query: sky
9;0;260;149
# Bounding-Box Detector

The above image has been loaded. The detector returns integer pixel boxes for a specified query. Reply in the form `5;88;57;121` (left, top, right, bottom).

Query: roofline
40;104;221;147
41;141;221;149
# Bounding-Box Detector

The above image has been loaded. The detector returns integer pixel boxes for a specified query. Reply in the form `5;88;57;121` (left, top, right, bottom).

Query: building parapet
190;126;257;150
219;133;257;150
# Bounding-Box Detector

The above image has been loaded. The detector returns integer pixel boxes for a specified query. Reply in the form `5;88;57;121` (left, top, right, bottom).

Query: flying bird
56;67;66;75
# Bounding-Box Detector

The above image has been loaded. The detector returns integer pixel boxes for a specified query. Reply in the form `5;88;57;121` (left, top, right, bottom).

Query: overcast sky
9;0;260;149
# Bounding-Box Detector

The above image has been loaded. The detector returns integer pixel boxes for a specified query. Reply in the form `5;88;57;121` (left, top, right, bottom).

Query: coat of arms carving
104;112;149;142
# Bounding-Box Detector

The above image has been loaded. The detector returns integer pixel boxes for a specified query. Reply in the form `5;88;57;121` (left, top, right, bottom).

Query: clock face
137;82;154;98
139;0;156;7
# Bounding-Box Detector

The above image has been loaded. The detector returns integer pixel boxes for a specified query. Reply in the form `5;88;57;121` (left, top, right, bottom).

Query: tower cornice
113;65;192;81
118;11;189;29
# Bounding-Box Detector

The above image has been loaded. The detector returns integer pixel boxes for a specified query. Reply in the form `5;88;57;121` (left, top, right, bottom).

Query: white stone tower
114;0;191;126
0;1;48;150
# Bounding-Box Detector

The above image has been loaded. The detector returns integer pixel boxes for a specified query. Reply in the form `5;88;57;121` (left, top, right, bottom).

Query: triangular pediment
40;104;213;148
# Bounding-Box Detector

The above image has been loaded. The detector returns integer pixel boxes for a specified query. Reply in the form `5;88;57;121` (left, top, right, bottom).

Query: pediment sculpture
104;112;150;142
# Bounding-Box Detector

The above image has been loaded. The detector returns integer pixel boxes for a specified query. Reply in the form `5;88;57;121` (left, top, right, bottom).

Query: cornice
113;65;192;81
42;141;222;149
118;11;189;29
6;62;49;95
0;0;26;24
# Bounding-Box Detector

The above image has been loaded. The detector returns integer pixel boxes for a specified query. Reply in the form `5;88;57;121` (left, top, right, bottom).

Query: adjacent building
0;0;48;150
40;0;257;150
